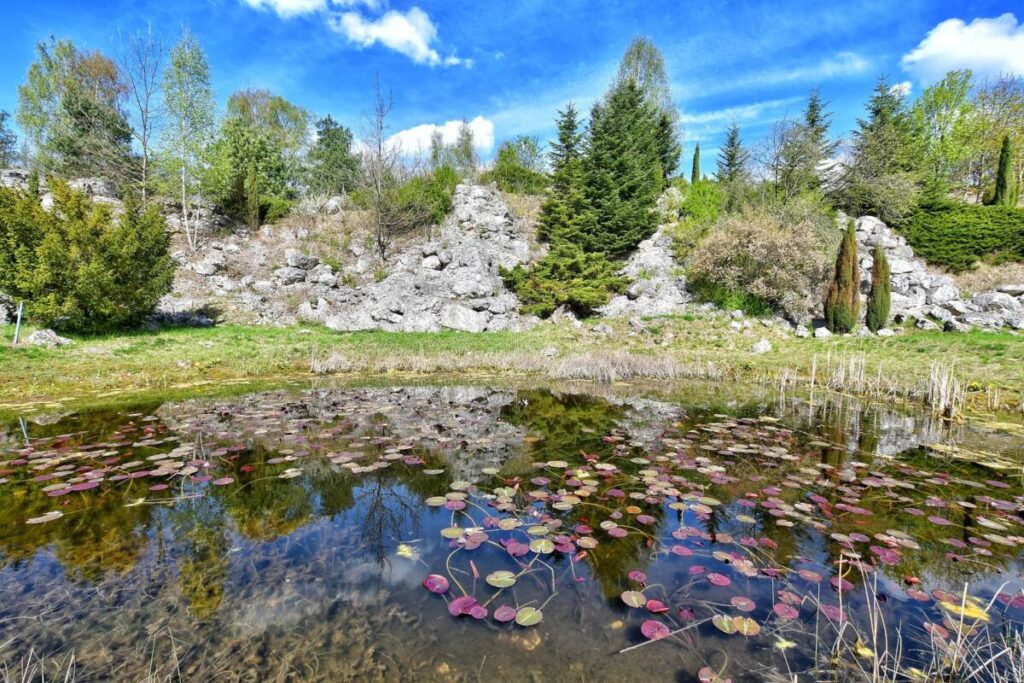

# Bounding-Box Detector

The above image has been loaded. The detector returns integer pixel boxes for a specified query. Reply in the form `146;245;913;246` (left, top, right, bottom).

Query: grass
0;313;1022;419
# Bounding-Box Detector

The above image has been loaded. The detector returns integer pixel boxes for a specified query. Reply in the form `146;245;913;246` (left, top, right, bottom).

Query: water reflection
0;385;1021;681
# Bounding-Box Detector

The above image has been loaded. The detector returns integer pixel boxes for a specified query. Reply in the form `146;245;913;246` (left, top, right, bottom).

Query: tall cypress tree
992;134;1016;207
691;144;701;185
865;245;891;332
825;219;861;333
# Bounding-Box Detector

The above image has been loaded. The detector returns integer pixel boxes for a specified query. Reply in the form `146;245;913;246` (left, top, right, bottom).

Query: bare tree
361;78;427;263
119;27;165;203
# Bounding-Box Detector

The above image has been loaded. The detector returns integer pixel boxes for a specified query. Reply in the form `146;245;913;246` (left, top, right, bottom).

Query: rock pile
309;184;539;332
599;228;691;317
853;216;1023;330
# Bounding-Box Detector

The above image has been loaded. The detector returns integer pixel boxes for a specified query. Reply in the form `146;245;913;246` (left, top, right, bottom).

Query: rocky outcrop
599;228;691;317
853;216;1024;330
312;185;539;332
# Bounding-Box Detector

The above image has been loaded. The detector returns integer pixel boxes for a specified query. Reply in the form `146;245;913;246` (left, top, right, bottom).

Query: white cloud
890;81;912;97
680;97;803;127
676;52;869;99
902;13;1024;84
241;0;327;17
387;116;495;155
328;7;470;67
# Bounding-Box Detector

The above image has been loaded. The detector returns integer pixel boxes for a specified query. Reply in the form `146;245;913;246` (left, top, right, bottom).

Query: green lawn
0;316;1021;418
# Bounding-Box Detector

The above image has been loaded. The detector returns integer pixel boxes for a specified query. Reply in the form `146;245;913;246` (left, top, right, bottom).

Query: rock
192;261;219;276
285;249;319;270
876;328;895;337
971;292;1020;313
0;169;29;191
730;310;744;319
68;177;117;199
794;325;810;338
24;329;73;347
915;318;939;331
273;266;307;285
856;327;873;337
439;303;488;333
591;323;614;335
421;255;443;270
751;338;772;354
813;327;832;339
322;196;346;215
1004;315;1024;330
996;283;1024;296
926;284;960;305
628;317;646;332
550;305;582;328
729;320;742;331
598;228;690;317
944;319;971;333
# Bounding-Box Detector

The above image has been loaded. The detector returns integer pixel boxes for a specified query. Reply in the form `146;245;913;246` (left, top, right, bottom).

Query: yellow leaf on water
774;638;796;651
854;640;875;659
939;600;990;622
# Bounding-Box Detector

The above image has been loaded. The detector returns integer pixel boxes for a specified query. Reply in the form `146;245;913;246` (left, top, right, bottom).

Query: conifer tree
691;144;700;184
537;103;586;244
825;219;861;333
865;245;891;332
992;134;1016;207
716;122;749;184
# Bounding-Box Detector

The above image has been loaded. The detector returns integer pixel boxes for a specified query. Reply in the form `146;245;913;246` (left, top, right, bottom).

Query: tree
205;115;287;229
971;75;1024;202
0;182;174;333
838;77;924;223
774;90;836;198
865;245;891;332
119;27;165;202
911;70;975;196
716;121;749;184
480;137;549;194
613;35;680;180
537;103;586;244
824;219;860;333
162;29;214;251
578;79;664;256
691;143;700;184
306;115;360;197
0;111;16;167
991;134;1017;207
17;38;133;182
226;88;310;188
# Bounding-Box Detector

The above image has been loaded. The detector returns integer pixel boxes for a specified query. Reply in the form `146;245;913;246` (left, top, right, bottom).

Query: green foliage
306;115;360;197
537;103;586;245
27;169;39;197
17;37;133;181
614;35;679;181
688;279;773;317
865;245;891;332
690;144;700;185
669;180;722;258
205;115;288;228
480;138;549;194
716;122;749;185
825;220;861;333
0;110;17;167
838;78;925;223
261;196;293;225
501;244;627;318
912;70;976;194
396;165;459;225
430;122;477;179
990;134;1018;207
898;201;1024;271
0;183;173;333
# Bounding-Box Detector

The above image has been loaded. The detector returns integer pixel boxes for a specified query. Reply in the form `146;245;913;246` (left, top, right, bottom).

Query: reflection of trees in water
172;497;230;621
502;390;627;459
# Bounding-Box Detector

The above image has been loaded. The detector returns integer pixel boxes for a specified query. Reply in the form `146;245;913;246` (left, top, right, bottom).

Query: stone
996;283;1024;296
598;228;690;317
944;319;971;333
273;266;307;285
439;303;489;333
971;292;1020;312
856;327;873;337
926;285;959;305
751;339;772;354
628;317;646;332
192;262;219;276
915;318;939;331
421;255;443;270
0;168;29;191
876;328;895;337
591;323;614;335
285;249;319;270
813;326;832;339
794;325;810;338
24;329;73;347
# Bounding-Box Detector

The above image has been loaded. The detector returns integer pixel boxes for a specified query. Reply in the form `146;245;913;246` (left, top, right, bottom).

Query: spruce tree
537;103;586;244
824;219;861;333
691;144;700;185
992;134;1016;207
865;245;891;332
716;122;749;184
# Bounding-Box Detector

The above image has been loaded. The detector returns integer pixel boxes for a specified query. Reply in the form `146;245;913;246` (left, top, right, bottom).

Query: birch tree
162;29;214;250
119;27;165;203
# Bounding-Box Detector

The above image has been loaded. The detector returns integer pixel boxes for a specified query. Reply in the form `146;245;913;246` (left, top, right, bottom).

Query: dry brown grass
950;262;1024;296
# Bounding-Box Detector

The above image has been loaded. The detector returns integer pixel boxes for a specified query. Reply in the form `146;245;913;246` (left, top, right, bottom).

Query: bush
669;180;722;259
480;147;549;195
261;196;293;224
0;183;174;333
898;202;1024;272
687;279;773;317
687;205;832;319
501;244;627;318
397;165;459;225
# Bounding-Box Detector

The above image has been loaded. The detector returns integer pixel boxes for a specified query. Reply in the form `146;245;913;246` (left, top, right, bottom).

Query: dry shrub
688;205;833;318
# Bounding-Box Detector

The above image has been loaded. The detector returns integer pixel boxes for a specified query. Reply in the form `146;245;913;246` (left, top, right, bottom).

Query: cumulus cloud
902;13;1024;83
328;7;471;67
241;0;327;17
387;116;495;155
890;81;912;97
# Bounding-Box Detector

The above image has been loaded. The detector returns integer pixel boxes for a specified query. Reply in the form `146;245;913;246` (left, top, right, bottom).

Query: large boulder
599;228;690;317
24;329;73;347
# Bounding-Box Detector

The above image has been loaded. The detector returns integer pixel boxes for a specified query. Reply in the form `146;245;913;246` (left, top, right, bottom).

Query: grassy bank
1;315;1022;418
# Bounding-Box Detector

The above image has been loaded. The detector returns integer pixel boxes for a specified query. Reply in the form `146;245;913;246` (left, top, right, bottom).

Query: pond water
1;384;1022;682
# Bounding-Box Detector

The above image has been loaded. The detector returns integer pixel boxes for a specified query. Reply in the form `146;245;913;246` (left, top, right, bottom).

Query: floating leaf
493;605;517;623
621;591;646;608
712;614;737;634
514;607;543;626
423;574;450;594
529;538;554;554
732;616;760;636
486;570;517;588
641;619;670;641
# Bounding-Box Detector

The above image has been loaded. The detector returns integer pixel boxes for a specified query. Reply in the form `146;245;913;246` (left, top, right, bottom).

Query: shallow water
1;384;1022;682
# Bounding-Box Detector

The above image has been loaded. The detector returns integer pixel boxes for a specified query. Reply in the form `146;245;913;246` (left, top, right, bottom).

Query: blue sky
2;0;1024;170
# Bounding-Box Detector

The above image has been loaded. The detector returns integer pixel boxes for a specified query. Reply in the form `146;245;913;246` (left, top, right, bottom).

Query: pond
1;383;1022;682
